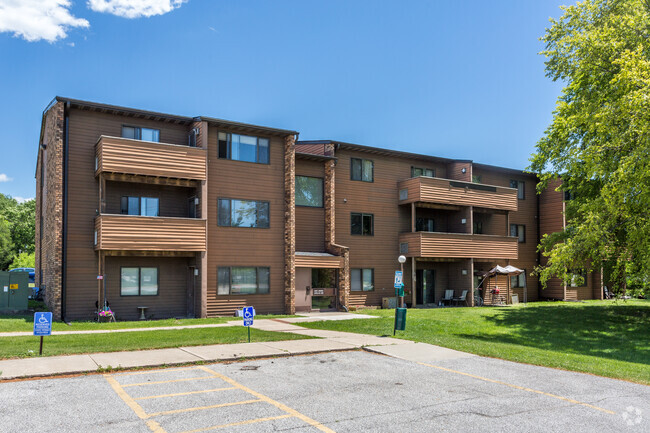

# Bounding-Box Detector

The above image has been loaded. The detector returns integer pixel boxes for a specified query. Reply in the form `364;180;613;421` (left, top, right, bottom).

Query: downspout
61;101;70;321
536;184;541;301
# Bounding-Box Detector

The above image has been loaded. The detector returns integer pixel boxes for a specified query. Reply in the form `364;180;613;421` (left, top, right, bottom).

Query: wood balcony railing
399;232;518;260
95;136;207;181
95;214;207;252
398;177;518;211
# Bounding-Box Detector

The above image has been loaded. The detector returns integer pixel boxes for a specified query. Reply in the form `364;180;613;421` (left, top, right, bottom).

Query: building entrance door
416;269;435;305
186;267;195;318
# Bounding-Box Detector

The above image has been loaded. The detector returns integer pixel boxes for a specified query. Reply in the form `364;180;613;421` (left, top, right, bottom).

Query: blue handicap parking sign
33;312;52;336
394;271;403;289
243;306;254;327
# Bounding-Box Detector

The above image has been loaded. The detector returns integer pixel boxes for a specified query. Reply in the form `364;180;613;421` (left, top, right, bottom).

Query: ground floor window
218;267;270;295
351;268;374;291
510;271;526;288
120;267;159;296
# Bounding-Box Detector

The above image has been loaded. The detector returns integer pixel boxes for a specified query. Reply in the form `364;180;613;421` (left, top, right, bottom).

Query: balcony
399;232;518;260
94;214;207;252
398;177;518;212
95;136;207;181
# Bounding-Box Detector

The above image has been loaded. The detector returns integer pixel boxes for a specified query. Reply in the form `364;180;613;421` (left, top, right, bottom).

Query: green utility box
0;271;30;312
394;307;407;331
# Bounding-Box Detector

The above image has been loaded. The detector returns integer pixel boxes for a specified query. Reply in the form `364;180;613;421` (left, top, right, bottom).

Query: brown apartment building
36;97;603;321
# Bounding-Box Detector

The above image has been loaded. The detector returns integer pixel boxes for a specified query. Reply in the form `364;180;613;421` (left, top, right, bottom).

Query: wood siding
96;136;206;180
400;232;518;259
398;177;518;212
295;255;344;268
206;126;287;316
65;109;192;320
296;159;326;252
538;178;565;299
334;149;447;307
472;167;540;301
104;256;192;321
95;215;207;251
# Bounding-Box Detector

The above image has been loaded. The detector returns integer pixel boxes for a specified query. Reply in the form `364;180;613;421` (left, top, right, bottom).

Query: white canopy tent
476;265;527;304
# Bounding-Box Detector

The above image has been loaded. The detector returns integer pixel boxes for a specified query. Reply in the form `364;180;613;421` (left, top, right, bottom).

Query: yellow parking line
121;367;200;376
146;399;262;417
122;376;213;387
196;366;336;433
105;374;167;433
179;414;293;433
134;387;237;401
417;362;616;415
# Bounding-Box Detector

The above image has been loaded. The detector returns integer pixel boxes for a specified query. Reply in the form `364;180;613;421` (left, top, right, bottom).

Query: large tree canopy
0;193;36;270
530;0;650;291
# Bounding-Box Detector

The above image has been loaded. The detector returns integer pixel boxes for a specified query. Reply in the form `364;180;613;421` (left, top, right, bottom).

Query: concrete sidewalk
0;313;474;380
0;312;378;338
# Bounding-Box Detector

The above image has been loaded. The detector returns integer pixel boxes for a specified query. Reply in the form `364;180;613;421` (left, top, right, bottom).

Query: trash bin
394;307;407;331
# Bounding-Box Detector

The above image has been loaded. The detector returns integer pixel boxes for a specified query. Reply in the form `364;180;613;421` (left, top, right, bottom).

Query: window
122;126;160;142
569;270;587;287
400;242;409;254
411;167;435;178
510;271;526;288
351;158;373;182
416;217;435;232
218;198;269;228
473;221;483;234
217;267;270;295
120;196;159;217
472;174;482;184
218;132;269;164
295;176;323;207
120;267;158;296
351;268;374;291
351;213;373;235
510;180;525;199
510;224;525;243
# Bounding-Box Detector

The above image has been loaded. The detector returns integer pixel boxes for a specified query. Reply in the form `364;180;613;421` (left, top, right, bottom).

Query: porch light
398;255;406;264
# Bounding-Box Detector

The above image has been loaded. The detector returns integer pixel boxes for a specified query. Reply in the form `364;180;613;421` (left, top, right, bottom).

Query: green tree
530;0;650;292
9;251;35;270
0;193;35;256
0;218;14;271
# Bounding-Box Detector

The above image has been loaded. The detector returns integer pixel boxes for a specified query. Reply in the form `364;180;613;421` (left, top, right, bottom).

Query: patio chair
452;290;468;306
442;289;454;306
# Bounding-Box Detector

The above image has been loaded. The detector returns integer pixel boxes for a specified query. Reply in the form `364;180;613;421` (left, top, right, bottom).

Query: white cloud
0;0;89;42
0;173;12;182
87;0;186;19
13;196;33;203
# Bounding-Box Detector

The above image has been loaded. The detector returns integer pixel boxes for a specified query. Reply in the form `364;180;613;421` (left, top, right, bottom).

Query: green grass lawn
301;300;650;384
0;314;297;333
0;327;314;359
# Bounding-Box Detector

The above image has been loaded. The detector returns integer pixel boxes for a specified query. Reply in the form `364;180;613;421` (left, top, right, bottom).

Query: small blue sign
394;271;403;289
33;312;52;336
243;306;254;327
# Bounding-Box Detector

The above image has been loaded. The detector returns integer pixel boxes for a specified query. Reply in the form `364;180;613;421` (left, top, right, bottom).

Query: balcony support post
411;202;416;232
411;257;417;306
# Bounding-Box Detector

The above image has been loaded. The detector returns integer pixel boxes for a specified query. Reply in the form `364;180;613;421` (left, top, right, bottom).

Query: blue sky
0;0;567;201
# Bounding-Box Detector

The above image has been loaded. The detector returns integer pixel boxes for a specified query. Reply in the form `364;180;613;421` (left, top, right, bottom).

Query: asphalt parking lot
0;350;648;433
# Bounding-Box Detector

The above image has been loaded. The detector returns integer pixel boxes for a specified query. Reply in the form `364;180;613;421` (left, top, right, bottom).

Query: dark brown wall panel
104;256;191;320
64;109;191;319
206;127;287;316
296;159;326;252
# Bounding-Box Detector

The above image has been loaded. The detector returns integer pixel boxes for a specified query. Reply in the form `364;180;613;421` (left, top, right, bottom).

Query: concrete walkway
0;312;378;338
0;314;428;380
0;313;474;380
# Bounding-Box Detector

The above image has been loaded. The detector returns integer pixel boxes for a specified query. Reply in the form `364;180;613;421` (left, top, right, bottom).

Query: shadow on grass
457;302;650;365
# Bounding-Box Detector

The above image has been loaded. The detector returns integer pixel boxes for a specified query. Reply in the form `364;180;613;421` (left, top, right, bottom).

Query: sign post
242;306;255;343
33;312;52;355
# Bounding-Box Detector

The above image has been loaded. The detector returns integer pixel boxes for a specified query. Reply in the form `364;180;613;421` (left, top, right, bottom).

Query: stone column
323;149;350;310
284;135;296;314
